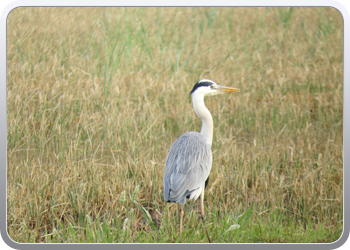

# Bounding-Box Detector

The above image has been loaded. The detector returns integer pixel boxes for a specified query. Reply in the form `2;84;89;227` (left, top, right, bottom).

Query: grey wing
163;132;212;205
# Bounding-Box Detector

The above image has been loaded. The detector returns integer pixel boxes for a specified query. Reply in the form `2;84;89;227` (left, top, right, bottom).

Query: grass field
6;7;343;243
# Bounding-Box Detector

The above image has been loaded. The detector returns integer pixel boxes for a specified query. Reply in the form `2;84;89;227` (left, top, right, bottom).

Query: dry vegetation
7;7;343;243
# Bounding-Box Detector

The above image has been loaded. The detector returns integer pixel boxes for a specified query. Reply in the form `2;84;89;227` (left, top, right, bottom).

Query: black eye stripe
190;81;214;95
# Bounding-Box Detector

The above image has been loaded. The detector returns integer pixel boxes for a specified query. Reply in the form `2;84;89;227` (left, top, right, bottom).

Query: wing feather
163;132;212;204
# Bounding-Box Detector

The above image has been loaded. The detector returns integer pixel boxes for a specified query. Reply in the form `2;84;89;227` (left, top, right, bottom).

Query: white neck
192;92;213;146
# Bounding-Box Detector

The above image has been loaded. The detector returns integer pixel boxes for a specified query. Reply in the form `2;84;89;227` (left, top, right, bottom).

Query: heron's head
190;79;239;97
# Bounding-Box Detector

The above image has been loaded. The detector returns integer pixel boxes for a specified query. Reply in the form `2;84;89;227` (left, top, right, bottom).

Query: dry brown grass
7;7;343;243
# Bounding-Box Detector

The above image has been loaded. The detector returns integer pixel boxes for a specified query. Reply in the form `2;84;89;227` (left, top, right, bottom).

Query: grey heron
163;79;239;242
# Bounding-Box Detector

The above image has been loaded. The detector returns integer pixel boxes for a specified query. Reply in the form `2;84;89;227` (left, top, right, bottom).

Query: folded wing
163;132;212;204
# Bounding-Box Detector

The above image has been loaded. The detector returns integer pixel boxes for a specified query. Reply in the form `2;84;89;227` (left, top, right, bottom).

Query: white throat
192;91;213;146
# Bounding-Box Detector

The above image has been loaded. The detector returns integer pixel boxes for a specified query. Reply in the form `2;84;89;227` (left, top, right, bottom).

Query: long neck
192;92;213;146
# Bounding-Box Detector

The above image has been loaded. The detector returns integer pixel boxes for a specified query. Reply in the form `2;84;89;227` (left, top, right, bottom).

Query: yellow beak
216;85;240;93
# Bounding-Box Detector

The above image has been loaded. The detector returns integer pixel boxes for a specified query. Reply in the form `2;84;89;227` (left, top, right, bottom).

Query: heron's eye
210;85;214;89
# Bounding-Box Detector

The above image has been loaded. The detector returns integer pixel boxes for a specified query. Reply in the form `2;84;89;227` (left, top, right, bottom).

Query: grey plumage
163;131;212;205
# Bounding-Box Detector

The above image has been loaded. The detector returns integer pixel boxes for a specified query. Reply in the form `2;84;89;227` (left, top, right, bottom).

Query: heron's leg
179;205;184;234
200;186;211;243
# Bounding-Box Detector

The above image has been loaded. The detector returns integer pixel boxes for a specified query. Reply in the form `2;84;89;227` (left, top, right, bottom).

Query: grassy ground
7;7;343;243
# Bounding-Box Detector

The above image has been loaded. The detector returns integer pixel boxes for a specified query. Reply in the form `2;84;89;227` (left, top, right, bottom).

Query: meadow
6;7;343;243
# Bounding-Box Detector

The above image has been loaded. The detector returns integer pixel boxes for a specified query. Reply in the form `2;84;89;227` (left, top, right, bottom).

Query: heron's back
163;132;212;205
